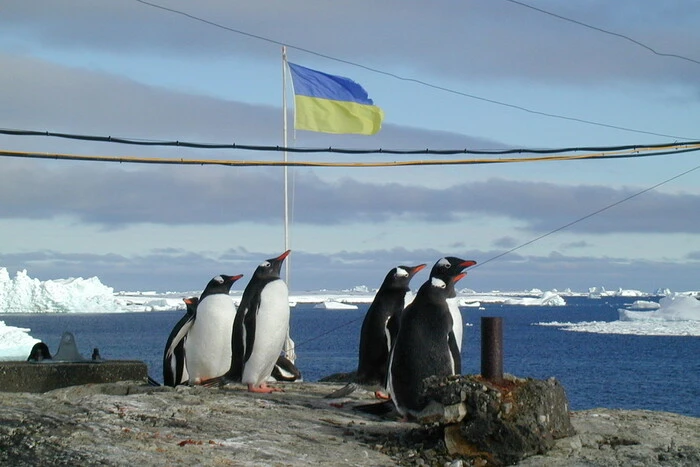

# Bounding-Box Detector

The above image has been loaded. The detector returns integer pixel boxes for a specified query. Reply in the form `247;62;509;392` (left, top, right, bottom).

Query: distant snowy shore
1;267;697;314
2;267;699;360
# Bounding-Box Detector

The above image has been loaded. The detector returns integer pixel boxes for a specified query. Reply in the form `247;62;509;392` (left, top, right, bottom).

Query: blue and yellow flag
288;63;384;135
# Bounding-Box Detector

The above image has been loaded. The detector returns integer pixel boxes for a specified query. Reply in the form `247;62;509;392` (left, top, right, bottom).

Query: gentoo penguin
183;274;243;385
387;272;467;419
227;250;291;393
429;257;477;353
27;342;52;362
270;354;302;382
356;264;426;389
162;296;199;387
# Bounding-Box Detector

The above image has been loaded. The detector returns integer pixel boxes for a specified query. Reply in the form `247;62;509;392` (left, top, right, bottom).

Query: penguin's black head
430;256;477;282
27;342;52;361
254;250;291;280
201;274;244;298
183;296;199;315
429;272;466;291
383;264;426;290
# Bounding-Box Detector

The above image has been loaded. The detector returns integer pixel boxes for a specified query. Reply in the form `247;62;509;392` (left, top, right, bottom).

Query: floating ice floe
619;294;700;322
459;290;566;306
535;293;700;336
625;300;661;310
313;301;359;310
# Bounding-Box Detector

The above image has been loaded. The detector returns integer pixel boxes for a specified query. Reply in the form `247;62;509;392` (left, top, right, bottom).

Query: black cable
2;127;699;157
291;162;700;350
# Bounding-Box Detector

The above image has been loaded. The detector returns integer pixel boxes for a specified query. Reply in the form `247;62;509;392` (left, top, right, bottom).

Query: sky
1;0;699;293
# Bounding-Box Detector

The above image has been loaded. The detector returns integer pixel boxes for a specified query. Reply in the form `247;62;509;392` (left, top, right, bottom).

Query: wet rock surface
415;374;576;465
0;380;698;466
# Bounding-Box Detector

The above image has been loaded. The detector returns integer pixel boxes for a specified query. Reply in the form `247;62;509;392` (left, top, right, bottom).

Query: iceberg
0;321;40;361
619;294;700;322
0;268;126;314
504;291;566;306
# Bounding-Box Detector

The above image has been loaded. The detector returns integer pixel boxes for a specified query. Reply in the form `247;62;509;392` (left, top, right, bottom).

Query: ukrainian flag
288;63;384;135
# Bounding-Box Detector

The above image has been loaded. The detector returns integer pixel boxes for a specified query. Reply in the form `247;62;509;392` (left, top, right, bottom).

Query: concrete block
0;361;148;393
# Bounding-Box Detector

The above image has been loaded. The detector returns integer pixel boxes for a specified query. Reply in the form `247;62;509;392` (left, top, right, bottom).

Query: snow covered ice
536;293;700;337
0;267;126;314
619;294;700;322
0;321;40;361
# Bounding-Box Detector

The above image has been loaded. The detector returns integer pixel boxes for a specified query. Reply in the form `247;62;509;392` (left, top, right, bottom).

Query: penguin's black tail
198;375;236;388
352;400;395;415
147;375;162;386
324;382;359;399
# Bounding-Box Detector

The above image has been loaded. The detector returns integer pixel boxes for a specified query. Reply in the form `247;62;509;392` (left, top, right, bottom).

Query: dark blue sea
4;296;699;417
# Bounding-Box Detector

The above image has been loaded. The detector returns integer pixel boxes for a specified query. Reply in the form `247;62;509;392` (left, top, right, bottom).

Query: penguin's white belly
242;280;290;386
447;298;463;351
185;295;235;383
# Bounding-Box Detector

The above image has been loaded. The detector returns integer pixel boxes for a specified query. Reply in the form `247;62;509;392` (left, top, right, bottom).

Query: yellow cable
0;143;698;168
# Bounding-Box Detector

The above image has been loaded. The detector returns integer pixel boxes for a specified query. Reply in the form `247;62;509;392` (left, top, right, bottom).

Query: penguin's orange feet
247;383;283;393
374;390;391;400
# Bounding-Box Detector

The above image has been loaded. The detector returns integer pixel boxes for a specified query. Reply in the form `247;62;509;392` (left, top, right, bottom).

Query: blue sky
1;0;699;293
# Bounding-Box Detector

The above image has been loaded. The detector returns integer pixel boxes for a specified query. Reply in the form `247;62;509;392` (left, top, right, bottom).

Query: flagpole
282;46;296;363
282;46;290;286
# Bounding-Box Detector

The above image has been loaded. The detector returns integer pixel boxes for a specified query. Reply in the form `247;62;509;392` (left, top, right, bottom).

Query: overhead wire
4;1;691;352
2;127;699;158
474;163;700;270
1;3;696;353
254;161;700;352
132;0;696;141
1;143;699;167
503;0;700;66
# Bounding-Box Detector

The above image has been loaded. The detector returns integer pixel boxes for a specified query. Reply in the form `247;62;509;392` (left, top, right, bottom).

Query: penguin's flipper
447;330;462;375
242;296;260;364
228;295;251;381
324;382;359;399
164;316;194;360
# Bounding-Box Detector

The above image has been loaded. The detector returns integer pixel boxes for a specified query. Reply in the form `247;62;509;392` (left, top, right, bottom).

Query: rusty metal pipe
481;317;503;383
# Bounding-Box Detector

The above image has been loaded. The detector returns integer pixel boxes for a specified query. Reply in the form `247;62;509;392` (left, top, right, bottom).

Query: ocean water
4;296;699;417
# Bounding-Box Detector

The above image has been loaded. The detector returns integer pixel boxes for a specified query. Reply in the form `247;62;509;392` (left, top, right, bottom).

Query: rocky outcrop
0;380;698;466
414;374;576;465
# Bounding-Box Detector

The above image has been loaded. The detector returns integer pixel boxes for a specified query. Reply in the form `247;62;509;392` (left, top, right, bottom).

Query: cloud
560;240;592;249
1;157;699;235
2;1;698;89
492;236;519;248
0;51;503;151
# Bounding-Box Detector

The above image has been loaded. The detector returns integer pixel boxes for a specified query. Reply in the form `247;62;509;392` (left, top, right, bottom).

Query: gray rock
415;374;575;464
0;381;698;466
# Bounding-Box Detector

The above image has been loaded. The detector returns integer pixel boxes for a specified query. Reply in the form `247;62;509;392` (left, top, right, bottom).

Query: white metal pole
282;46;295;363
282;47;290;286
